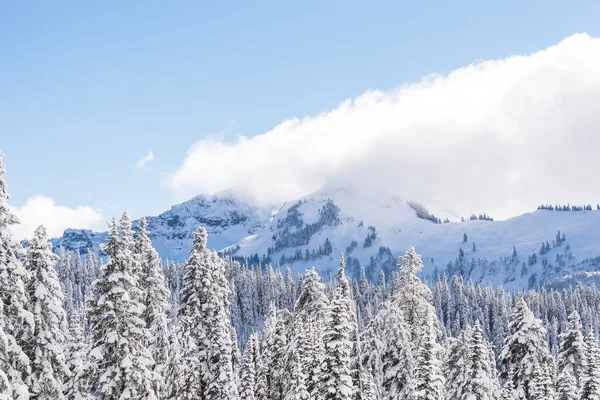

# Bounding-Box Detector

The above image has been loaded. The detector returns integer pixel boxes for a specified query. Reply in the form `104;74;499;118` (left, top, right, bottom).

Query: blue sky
2;1;600;238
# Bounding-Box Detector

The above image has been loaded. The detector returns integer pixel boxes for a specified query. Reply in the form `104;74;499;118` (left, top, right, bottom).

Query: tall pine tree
0;151;32;400
557;311;586;400
134;217;171;397
87;216;157;399
24;226;70;400
581;328;600;400
319;255;354;400
176;227;239;400
500;298;553;400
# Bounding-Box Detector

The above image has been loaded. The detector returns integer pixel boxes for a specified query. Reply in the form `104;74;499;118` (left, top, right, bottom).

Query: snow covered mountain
50;192;274;261
225;186;600;289
52;186;600;289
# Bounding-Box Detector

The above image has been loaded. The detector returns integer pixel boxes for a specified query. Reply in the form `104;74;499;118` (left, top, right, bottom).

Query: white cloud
136;149;154;168
11;195;104;240
165;34;600;220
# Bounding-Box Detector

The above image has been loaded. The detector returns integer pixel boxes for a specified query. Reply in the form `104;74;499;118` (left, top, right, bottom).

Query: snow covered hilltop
52;186;600;290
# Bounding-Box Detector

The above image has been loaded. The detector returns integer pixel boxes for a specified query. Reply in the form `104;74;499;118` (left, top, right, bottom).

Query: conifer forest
3;149;600;400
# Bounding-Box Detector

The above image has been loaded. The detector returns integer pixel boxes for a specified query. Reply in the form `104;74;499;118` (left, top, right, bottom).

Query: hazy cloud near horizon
11;196;103;240
166;34;600;220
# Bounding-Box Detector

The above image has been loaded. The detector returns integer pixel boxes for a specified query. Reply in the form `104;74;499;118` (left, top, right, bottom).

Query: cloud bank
136;149;154;168
11;195;103;240
166;34;600;220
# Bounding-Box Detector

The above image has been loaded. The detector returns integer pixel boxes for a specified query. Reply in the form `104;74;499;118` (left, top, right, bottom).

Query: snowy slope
229;186;600;289
50;192;274;261
52;186;600;289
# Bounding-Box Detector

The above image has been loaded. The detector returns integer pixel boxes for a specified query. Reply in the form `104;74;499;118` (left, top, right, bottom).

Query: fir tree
239;334;260;400
319;256;354;400
285;350;309;400
24;226;70;400
412;315;445;400
134;217;171;396
164;330;183;400
394;247;437;348
0;151;32;400
444;326;471;400
581;328;600;400
87;216;157;400
464;321;500;400
0;298;30;400
380;301;413;400
500;298;553;400
63;308;89;400
293;268;329;396
557;311;586;400
500;377;515;400
176;227;239;400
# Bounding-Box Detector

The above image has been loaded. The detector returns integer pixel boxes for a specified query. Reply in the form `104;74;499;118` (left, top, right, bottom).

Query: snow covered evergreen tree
319;255;354;400
500;298;553;400
163;330;183;400
412;314;445;400
254;304;289;400
581;328;600;400
463;321;500;400
63;308;88;400
285;350;309;400
87;216;157;399
556;311;585;400
444;326;471;400
380;299;413;400
176;227;239;400
134;217;171;396
293;268;329;397
0;298;30;400
0;151;32;400
239;333;260;400
394;247;438;350
24;226;70;400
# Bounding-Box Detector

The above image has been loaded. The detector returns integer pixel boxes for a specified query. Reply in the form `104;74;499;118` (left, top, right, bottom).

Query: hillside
52;186;600;289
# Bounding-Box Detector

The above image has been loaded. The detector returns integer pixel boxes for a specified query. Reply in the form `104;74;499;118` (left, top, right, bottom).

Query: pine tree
413;314;445;400
239;334;260;400
294;268;329;325
87;216;157;400
293;268;329;397
0;151;32;400
205;250;240;400
500;377;515;400
319;256;354;400
357;368;378;400
0;298;30;400
176;227;239;400
444;326;471;400
134;217;171;397
581;328;600;400
381;301;413;400
63;308;88;400
500;298;553;400
230;327;242;387
24;226;70;399
164;330;183;400
557;311;585;400
394;247;437;349
464;321;500;400
256;306;274;400
284;350;309;400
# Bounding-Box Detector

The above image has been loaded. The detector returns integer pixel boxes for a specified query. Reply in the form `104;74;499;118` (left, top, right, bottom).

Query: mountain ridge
51;188;600;289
